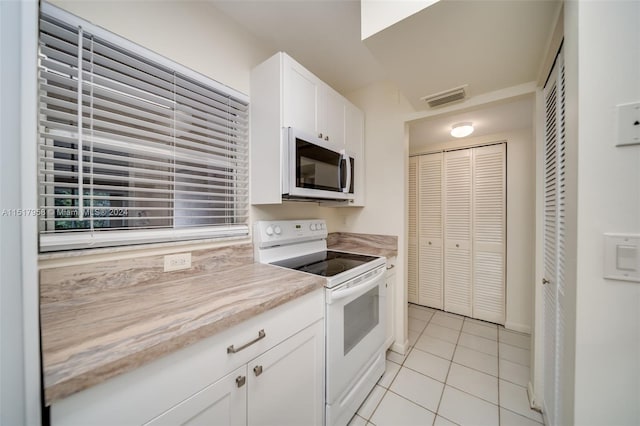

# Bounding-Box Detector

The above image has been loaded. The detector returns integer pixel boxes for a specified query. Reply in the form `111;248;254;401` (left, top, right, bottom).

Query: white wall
1;0;40;424
360;0;438;39
571;1;640;424
411;127;536;333
341;81;415;353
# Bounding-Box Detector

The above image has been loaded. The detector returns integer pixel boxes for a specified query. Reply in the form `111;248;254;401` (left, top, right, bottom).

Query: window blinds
37;4;249;251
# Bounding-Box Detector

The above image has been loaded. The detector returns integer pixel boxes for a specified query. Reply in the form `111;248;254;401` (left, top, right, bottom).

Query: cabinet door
444;149;473;317
385;265;396;349
247;320;324;426
418;153;444;310
282;56;320;135
321;85;346;147
145;366;247;426
472;144;505;324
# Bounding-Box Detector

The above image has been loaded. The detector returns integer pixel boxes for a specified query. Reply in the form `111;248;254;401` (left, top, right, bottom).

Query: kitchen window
37;3;249;252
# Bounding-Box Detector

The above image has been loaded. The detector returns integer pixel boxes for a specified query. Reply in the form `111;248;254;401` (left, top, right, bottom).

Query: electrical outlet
164;253;191;272
616;102;640;146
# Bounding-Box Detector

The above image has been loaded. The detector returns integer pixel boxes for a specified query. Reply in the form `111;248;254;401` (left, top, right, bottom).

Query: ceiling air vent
420;85;468;108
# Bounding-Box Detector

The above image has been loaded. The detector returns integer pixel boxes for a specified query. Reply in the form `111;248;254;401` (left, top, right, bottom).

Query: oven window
343;285;379;355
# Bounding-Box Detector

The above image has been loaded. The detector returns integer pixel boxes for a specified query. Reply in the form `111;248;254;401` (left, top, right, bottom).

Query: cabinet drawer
51;289;324;426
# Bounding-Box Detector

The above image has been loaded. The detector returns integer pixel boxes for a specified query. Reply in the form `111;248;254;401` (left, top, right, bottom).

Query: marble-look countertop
327;232;398;260
40;262;325;405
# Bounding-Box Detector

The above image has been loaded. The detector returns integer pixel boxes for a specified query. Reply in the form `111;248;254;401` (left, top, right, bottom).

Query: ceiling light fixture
450;122;474;138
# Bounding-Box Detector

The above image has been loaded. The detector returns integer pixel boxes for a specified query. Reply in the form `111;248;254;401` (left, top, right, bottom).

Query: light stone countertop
40;262;325;405
327;232;398;260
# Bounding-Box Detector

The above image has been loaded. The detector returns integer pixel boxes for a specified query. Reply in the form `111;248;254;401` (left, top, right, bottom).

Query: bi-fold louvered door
408;144;505;324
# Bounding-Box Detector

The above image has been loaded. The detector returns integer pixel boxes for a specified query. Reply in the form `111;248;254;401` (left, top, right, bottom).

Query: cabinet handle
318;133;323;138
236;375;246;388
253;365;263;376
386;264;395;270
542;278;550;285
324;136;329;141
227;329;266;354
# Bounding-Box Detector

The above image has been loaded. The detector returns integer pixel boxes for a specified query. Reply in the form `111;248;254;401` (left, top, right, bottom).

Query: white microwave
282;127;355;201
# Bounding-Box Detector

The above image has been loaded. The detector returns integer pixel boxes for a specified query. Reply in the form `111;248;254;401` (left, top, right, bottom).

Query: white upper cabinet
251;52;365;205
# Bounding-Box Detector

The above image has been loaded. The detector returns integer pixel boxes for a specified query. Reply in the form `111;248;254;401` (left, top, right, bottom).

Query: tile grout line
432;316;464;425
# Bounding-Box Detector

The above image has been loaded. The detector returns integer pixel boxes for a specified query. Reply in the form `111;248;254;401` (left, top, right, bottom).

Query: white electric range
254;220;387;426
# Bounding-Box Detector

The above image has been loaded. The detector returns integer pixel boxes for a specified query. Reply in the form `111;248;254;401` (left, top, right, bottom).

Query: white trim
390;338;410;356
528;381;543;411
40;1;248;104
504;321;531;335
40;225;249;252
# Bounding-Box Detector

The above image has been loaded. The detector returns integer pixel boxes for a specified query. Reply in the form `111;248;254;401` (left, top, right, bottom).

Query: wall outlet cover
164;252;192;272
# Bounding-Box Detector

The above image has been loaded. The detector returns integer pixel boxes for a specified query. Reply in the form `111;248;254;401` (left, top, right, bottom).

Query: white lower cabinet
248;320;324;426
51;290;324;426
384;260;396;350
145;366;247;426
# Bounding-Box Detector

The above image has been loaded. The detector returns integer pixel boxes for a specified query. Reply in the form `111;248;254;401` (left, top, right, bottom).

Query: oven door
325;265;386;403
285;127;354;200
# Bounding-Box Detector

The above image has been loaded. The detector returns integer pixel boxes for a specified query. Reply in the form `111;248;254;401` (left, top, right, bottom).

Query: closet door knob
542;278;550;285
455;244;460;248
428;241;432;245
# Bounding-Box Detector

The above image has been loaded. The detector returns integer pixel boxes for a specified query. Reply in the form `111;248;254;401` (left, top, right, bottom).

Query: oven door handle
327;268;384;304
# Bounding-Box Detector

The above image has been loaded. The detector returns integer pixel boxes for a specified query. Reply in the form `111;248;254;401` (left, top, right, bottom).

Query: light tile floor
349;303;544;426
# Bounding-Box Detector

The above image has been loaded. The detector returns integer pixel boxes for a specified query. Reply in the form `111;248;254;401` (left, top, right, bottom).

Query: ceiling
409;95;534;148
211;0;560;111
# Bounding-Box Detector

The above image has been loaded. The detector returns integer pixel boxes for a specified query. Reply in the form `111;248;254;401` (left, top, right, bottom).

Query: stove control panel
254;219;327;249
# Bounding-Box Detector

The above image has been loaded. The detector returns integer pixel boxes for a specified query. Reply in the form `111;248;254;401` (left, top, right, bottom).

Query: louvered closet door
418;153;443;309
408;157;419;304
542;47;566;426
444;149;473;317
472;144;506;324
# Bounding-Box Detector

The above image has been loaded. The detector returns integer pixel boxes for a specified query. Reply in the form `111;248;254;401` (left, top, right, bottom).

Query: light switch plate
604;234;640;282
616;102;640;147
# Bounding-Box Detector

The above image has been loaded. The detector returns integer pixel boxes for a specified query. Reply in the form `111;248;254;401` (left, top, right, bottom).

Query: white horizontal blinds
418;153;443;309
408;157;419;304
38;9;249;250
444;149;473;317
472;144;505;324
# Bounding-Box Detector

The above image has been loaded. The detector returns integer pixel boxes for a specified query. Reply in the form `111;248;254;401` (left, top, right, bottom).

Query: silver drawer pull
253;365;263;376
236;375;246;388
227;329;266;354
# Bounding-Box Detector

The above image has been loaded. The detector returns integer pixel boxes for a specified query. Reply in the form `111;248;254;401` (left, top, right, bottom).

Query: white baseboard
390;338;410;356
504;321;531;334
527;381;543;412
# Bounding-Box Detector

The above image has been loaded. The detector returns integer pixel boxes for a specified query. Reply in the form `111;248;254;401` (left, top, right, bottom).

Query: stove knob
310;223;316;231
265;226;274;236
274;225;282;235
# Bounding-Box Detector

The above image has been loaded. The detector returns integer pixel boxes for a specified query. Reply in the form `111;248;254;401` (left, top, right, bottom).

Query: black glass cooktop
271;250;379;277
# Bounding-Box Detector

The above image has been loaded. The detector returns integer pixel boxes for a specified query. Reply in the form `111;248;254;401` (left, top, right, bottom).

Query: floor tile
370;390;435;426
438;385;499;426
499;343;530;367
424;323;460;344
408;317;427;332
458;332;498;356
348;414;368;426
434;415;459;426
499;380;543;423
462;321;498;341
404;347;451;382
446;363;498;404
431;312;464;331
499;358;530;387
499;408;543;426
357;384;386;420
453;345;498;377
414;334;456;360
408;330;420;347
408;306;433;321
390;367;444;412
378;360;401;388
386;349;408;365
499;329;531;350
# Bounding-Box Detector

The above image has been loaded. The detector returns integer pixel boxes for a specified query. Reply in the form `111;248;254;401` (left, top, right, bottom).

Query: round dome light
450;122;474;138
